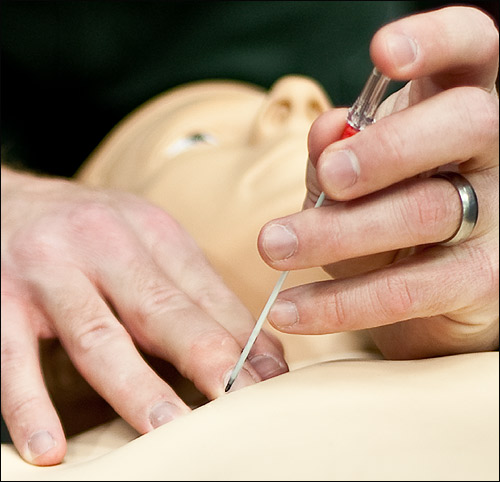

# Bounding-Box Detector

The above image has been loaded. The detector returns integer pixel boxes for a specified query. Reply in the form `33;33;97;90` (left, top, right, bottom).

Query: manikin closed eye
166;132;218;157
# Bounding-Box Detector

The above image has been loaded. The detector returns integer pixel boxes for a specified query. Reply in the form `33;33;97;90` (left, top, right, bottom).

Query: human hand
257;6;499;359
1;167;288;465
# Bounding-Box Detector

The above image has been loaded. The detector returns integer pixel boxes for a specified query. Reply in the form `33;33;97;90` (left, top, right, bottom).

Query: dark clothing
1;0;445;177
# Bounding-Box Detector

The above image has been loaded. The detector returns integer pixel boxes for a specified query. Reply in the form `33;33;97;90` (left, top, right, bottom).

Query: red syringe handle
340;123;361;139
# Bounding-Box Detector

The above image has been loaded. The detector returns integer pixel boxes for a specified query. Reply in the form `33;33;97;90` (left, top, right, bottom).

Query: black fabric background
5;0;498;177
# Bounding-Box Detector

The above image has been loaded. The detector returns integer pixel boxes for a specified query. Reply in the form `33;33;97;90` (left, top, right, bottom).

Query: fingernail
321;149;360;194
28;430;56;460
386;34;418;69
268;299;298;328
149;401;182;429
262;224;298;261
223;367;256;393
249;354;288;380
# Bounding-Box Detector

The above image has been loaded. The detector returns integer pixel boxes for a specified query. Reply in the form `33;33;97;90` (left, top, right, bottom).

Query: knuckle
4;393;41;423
1;338;25;374
189;330;235;360
463;242;499;298
9;200;134;268
195;287;220;311
472;87;498;127
138;281;189;322
325;215;345;255
400;182;454;242
374;273;415;321
143;204;183;237
457;87;499;145
373;120;407;168
328;292;349;330
195;284;239;314
142;205;192;252
471;7;499;56
184;330;237;380
0;342;46;424
67;200;118;234
477;92;499;141
66;201;134;257
71;315;125;354
10;223;66;266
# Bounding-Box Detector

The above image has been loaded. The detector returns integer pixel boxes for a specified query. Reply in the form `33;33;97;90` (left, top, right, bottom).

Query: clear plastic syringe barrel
346;67;391;131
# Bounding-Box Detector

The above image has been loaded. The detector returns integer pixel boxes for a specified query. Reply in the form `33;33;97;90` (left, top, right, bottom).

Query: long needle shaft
225;67;390;393
225;192;326;392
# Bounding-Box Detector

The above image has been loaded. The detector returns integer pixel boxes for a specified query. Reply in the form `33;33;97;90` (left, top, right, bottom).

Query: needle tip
224;379;234;392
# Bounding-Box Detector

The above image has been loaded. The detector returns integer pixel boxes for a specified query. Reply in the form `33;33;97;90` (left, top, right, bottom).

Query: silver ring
432;172;478;246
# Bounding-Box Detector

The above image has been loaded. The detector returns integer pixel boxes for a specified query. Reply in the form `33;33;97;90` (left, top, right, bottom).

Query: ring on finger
431;171;478;246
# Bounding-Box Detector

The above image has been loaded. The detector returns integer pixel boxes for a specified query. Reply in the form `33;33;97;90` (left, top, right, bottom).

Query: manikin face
43;77;368;439
78;75;333;317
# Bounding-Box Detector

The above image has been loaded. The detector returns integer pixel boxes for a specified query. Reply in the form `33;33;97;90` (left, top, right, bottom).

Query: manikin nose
251;75;332;143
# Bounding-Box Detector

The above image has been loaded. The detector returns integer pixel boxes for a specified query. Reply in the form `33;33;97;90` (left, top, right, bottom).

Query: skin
1;167;285;465
259;6;499;359
1;76;333;465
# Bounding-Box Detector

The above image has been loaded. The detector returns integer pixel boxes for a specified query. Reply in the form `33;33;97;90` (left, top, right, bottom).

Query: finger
155;243;288;380
1;296;66;465
97;252;266;399
303;108;350;208
314;86;498;201
370;6;499;91
267;239;498;341
259;175;466;270
30;267;191;435
120;203;289;381
307;108;350;169
160;258;289;382
260;170;497;270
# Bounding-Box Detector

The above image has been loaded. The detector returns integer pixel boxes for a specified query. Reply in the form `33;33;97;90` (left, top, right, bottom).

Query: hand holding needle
225;67;391;392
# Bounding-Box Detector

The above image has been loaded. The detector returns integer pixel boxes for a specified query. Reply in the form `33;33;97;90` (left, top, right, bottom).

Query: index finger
370;6;499;91
311;85;498;201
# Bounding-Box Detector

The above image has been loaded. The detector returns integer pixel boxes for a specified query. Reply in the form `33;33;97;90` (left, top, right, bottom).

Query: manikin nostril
265;97;325;125
308;99;325;119
266;99;292;123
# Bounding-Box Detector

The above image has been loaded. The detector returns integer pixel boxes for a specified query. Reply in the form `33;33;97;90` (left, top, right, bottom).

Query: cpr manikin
1;76;498;481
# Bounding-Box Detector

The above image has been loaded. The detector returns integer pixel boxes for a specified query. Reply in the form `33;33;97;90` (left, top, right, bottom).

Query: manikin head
78;75;334;316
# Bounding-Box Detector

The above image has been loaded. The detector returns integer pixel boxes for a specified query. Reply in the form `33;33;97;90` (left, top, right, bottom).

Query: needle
225;67;391;393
